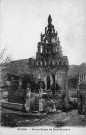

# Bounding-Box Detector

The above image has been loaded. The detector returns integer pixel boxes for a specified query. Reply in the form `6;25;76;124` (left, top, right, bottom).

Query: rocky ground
1;108;86;127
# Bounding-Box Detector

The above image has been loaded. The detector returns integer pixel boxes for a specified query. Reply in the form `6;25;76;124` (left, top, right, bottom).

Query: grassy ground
1;108;86;127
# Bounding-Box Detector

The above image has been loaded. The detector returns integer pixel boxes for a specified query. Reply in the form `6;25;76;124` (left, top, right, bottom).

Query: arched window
47;76;50;89
50;61;53;66
52;74;55;84
56;62;58;65
59;61;62;66
38;62;41;66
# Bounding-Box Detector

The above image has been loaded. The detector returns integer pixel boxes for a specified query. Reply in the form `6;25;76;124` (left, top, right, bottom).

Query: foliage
68;77;78;89
69;90;77;98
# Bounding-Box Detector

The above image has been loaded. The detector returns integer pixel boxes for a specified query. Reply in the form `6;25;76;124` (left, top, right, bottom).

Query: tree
0;47;12;65
0;46;12;89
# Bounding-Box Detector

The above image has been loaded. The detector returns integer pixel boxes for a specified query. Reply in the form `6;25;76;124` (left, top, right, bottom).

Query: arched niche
59;61;62;66
63;61;66;65
38;61;41;66
50;61;53;66
56;62;58;65
52;74;55;84
47;76;50;89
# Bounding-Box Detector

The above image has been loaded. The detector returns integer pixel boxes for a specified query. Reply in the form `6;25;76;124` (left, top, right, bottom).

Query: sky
1;0;86;65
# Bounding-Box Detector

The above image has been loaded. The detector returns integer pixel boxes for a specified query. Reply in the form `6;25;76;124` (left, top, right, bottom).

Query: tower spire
48;15;52;25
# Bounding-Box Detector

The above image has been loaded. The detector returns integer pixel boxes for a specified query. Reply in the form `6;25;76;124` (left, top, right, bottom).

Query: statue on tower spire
48;15;52;25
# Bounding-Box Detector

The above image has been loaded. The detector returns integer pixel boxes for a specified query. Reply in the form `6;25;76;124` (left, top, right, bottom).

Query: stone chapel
28;15;69;90
1;15;69;104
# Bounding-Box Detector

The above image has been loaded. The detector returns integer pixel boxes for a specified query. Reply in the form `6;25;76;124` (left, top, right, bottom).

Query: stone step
1;101;24;111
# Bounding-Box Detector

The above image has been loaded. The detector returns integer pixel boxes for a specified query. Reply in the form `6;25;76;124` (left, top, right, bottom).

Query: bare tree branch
0;47;12;65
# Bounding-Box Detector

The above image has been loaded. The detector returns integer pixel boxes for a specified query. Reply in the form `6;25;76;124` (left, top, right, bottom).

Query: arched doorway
47;76;50;90
51;83;60;95
52;74;55;84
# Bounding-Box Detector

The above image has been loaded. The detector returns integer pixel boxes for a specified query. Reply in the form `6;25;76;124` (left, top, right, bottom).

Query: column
50;76;53;86
40;46;42;53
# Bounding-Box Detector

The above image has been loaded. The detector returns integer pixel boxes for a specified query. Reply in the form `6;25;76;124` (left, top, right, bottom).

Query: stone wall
56;70;67;89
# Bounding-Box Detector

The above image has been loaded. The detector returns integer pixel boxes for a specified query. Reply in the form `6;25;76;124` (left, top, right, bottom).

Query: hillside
68;65;79;76
78;63;86;74
68;63;86;77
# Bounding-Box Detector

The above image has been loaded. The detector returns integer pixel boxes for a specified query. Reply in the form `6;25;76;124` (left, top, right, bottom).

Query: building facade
78;73;86;116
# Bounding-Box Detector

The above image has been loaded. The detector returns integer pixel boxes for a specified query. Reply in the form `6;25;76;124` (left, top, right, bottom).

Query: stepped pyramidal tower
29;15;69;90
